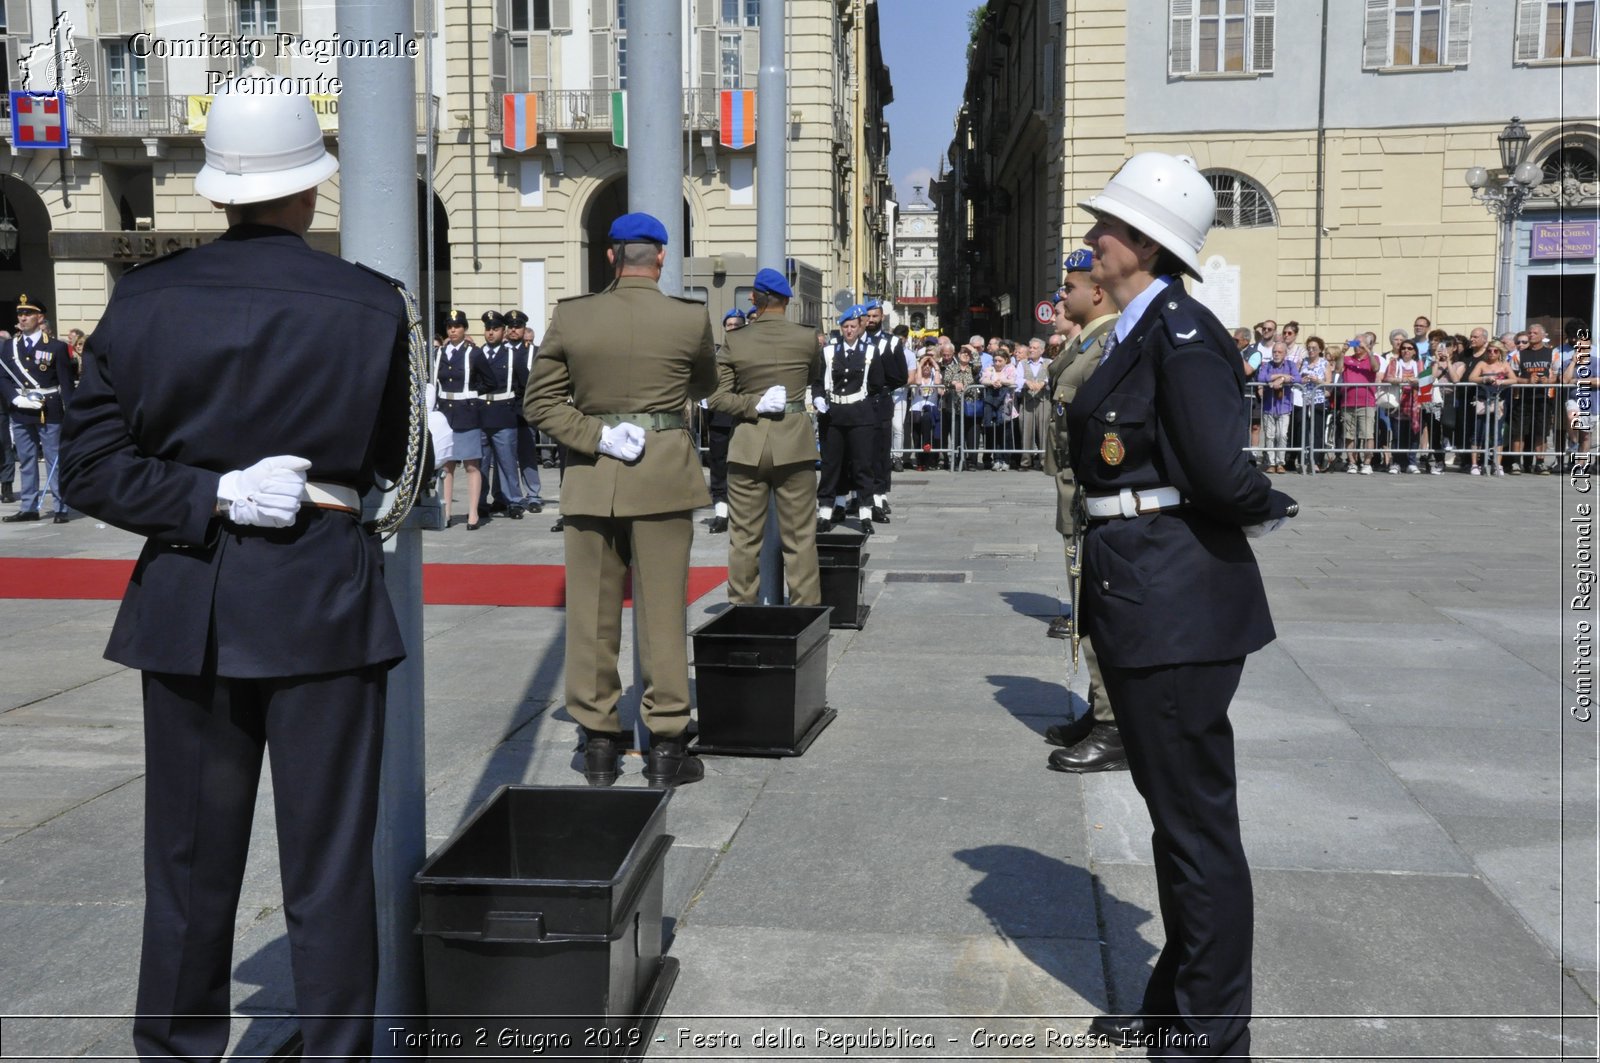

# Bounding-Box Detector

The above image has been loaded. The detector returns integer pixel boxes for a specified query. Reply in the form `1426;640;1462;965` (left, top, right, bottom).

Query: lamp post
1465;117;1545;337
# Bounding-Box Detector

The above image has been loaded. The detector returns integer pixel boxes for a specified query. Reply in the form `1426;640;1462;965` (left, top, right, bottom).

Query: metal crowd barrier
1244;379;1593;475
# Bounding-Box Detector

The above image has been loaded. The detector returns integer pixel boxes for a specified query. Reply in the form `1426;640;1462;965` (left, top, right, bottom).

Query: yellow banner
187;94;340;132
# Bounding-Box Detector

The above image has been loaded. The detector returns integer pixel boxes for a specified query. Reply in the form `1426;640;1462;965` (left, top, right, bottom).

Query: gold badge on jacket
1100;432;1126;466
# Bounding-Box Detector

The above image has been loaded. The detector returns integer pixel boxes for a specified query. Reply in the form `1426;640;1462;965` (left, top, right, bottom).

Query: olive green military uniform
1046;312;1118;724
525;276;718;739
709;313;824;605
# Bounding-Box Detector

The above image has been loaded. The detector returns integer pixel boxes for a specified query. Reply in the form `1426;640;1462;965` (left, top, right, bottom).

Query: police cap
444;309;468;328
752;268;793;298
503;309;529;327
481;310;506;329
15;294;43;314
609;212;669;245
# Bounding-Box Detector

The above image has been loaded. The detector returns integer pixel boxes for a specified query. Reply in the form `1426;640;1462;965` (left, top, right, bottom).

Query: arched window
1541;144;1599;186
1204;170;1277;228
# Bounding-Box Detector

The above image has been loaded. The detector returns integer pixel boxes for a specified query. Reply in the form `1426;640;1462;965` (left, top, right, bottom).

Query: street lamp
1465;117;1545;336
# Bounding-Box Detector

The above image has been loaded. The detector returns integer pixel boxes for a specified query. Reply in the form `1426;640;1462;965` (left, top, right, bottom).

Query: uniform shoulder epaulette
354;261;407;290
668;294;702;306
1159;298;1208;348
556;292;596;304
123;246;191;274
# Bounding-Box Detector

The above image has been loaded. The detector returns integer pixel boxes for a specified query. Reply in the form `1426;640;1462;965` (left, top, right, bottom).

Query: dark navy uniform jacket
0;333;76;423
60;225;411;678
1066;283;1294;669
811;338;885;427
433;340;487;432
863;329;910;421
479;340;522;431
508;339;539;426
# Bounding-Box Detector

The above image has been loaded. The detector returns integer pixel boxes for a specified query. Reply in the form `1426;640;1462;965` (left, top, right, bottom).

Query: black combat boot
644;734;704;788
582;730;623;786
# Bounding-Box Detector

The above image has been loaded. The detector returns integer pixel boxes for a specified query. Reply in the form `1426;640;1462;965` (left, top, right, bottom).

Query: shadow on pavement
987;673;1086;740
999;589;1065;622
952;844;1156;1014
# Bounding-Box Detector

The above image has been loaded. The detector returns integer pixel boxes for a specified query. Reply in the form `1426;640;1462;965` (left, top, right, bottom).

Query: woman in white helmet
1064;153;1299;1060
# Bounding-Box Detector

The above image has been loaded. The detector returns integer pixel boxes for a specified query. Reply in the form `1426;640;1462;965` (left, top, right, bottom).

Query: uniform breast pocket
1090;393;1152;470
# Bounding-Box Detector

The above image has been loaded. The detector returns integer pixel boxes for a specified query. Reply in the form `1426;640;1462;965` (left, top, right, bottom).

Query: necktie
1099;333;1118;367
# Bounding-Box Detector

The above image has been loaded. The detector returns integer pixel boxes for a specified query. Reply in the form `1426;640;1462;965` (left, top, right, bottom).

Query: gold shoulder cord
371;287;431;540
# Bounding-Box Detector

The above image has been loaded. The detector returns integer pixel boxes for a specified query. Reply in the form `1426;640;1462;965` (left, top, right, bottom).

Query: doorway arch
0;175;54;324
580;175;695;295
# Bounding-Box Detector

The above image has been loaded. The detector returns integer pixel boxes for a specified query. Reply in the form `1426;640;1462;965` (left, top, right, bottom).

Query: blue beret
609;212;669;244
723;307;746;323
1063;248;1095;273
863;298;882;311
839;304;865;323
753;267;793;298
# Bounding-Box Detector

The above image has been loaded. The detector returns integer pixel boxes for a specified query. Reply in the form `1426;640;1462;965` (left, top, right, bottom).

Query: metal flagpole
335;1;427;1051
756;0;788;604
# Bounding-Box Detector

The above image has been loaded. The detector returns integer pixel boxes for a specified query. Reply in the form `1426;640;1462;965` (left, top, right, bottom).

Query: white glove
598;422;646;463
11;395;40;411
217;455;313;528
755;385;787;415
813;397;829;415
1242;518;1289;539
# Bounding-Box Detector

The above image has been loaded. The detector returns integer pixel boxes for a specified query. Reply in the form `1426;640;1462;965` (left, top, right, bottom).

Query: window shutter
1444;0;1470;64
1048;0;1064;26
491;30;508;82
1362;0;1392;69
415;0;431;32
698;26;718;93
529;35;549;94
552;0;571;32
494;0;511;31
593;0;613;27
741;29;759;88
278;0;301;37
7;0;32;38
205;0;231;34
145;54;167;100
591;28;611;95
1514;0;1543;61
1251;0;1275;72
695;0;715;27
1169;0;1194;76
1041;39;1057;111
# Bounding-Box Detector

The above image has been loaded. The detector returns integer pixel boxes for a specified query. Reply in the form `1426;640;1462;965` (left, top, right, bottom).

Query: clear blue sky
881;0;974;208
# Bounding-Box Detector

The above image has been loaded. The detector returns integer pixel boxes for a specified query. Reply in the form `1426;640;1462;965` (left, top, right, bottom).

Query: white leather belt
1084;486;1184;520
302;481;362;515
28;386;60;395
438;390;478;401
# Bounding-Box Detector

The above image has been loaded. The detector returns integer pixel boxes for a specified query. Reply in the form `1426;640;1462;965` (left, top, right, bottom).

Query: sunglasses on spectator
1515;338;1530;344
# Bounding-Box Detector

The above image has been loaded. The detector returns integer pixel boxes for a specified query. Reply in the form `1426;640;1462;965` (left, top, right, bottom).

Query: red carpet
0;557;728;608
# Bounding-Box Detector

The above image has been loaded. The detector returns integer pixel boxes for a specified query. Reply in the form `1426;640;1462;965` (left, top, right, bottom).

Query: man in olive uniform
1042;250;1126;774
710;267;823;605
525;212;717;788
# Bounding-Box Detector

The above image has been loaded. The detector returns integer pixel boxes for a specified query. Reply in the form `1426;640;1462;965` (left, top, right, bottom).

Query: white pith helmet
194;72;338;205
1078;152;1216;280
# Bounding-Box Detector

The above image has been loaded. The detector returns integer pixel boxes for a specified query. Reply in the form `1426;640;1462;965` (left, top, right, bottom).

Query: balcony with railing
0;93;439;139
485;89;725;138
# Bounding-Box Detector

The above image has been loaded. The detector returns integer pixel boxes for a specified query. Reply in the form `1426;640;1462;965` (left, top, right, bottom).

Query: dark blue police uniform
0;324;76;518
478;316;526;513
60;224;412;1062
433;334;487;462
1066;281;1295;1061
505;309;544;510
812;334;884;527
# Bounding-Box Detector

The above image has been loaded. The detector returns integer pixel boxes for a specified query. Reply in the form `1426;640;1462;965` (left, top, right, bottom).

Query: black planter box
414;786;678;1060
691;604;836;756
816;528;870;629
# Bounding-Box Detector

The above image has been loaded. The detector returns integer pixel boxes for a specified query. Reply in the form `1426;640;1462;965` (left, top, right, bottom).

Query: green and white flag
611;90;627;149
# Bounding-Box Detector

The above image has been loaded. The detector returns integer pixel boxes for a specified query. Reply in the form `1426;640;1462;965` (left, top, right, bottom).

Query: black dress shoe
2;511;39;523
709;515;728;534
582;731;623;787
52;512;68;524
645;734;704;788
488;502;508;515
1043;713;1095;749
831;506;847;524
525;500;544;514
1088;1014;1168;1044
550;517;565;532
890;458;902;472
883;501;892;515
0;487;13;503
1046;615;1072;640
467;520;482;531
871;505;889;524
506;505;524;520
816;517;834;533
1048;723;1129;773
857;518;874;536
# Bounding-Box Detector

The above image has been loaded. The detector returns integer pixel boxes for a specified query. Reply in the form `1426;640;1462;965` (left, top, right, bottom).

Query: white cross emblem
12;94;65;147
